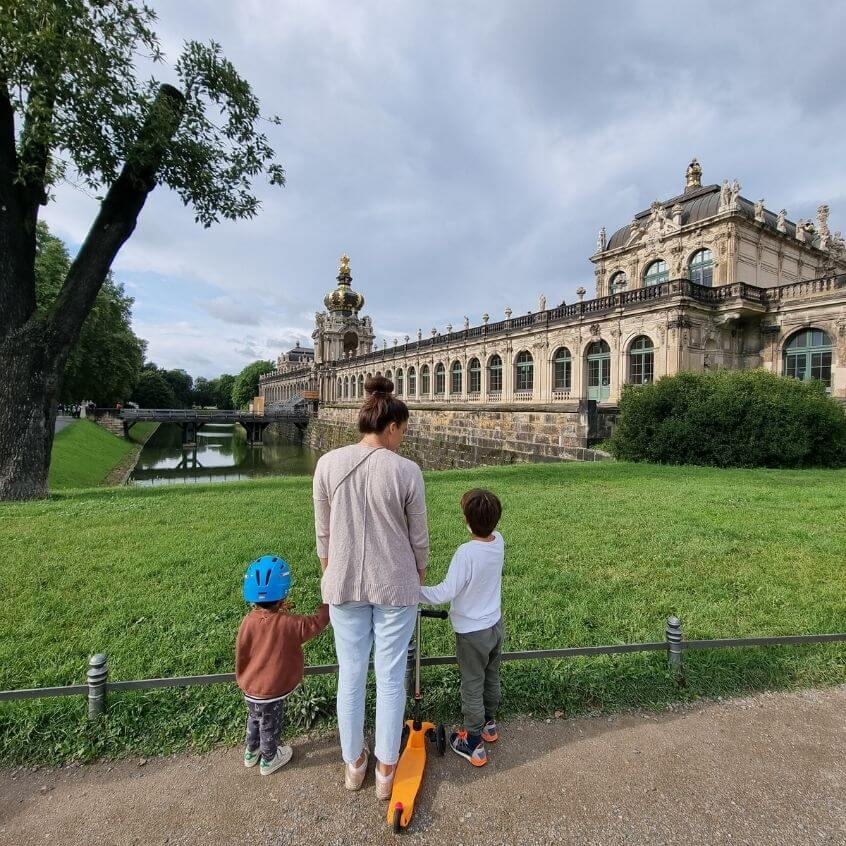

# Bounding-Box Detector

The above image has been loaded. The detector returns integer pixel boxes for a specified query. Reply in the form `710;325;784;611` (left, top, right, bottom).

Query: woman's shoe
345;745;369;791
374;764;395;800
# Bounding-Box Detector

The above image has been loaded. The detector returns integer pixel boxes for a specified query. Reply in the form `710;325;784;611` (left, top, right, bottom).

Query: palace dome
324;254;365;314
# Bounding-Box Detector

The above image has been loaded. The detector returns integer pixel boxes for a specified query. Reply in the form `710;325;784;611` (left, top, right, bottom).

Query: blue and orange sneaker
450;730;487;767
481;719;498;743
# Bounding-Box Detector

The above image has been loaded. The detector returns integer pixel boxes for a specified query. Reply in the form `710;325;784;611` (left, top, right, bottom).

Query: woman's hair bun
364;375;394;397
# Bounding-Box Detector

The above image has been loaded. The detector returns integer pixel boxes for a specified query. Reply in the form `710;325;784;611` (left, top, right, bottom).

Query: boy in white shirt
420;489;504;767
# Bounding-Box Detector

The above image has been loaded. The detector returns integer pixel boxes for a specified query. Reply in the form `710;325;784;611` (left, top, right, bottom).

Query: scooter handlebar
420;608;448;619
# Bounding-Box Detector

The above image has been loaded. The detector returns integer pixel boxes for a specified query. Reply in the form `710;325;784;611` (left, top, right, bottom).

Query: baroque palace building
260;160;846;463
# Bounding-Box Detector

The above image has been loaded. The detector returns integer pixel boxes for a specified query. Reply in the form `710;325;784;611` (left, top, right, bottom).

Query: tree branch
47;85;185;364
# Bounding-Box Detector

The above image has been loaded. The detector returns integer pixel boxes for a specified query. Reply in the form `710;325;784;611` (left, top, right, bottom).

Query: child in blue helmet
236;555;330;774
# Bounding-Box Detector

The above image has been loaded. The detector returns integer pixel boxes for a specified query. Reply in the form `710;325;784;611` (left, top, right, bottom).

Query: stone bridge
120;408;312;445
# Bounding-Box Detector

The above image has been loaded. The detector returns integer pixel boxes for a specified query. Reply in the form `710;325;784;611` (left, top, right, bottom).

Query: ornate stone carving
776;209;787;233
668;315;693;330
795;219;808;243
596;227;606;252
417;328;422;341
482;313;489;325
754;199;765;223
538;294;547;312
504;307;512;320
589;322;601;336
576;287;586;302
463;315;470;330
719;179;731;212
729;179;741;210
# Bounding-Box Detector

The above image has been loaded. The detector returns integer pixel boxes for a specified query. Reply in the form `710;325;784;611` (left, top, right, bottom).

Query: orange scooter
388;608;448;833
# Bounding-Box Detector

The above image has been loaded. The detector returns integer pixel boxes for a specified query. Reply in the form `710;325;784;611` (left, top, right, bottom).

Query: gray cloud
43;1;846;377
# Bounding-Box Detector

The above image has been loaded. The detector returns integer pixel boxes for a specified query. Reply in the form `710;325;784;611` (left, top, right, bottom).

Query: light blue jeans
329;602;417;766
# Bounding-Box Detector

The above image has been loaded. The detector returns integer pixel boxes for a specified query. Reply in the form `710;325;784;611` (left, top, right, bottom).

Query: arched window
629;336;654;384
643;259;668;287
783;329;832;389
408;366;417;396
358;374;364;396
337;378;342;398
586;340;611;401
488;354;503;393
515;350;534;392
450;360;462;394
688;249;713;287
343;376;349;399
435;363;446;395
350;376;356;399
421;365;430;396
609;271;628;294
468;358;481;394
553;347;572;391
396;368;404;395
385;369;392;382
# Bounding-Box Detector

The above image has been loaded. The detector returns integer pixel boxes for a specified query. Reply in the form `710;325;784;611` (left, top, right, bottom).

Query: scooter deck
388;720;435;829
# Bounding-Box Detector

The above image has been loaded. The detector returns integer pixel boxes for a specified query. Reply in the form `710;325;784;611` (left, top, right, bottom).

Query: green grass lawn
49;420;158;490
1;461;844;764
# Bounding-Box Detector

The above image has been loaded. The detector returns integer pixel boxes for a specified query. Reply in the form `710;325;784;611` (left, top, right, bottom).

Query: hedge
608;369;846;468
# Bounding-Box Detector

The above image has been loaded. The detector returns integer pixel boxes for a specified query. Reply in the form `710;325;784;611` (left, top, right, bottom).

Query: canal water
130;423;319;486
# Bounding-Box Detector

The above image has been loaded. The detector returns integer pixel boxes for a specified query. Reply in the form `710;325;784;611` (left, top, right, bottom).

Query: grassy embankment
1;461;844;763
48;419;158;490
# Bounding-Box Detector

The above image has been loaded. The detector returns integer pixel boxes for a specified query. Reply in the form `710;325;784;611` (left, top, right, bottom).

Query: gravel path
54;415;74;433
1;687;843;846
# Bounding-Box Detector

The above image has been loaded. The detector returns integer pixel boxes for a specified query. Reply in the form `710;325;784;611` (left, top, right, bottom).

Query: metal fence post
87;653;109;719
665;616;683;680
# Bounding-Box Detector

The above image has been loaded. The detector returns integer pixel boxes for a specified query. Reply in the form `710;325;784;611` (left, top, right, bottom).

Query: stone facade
260;160;846;464
301;405;608;470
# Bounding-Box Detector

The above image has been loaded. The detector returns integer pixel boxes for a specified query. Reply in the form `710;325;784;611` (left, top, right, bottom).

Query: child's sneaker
244;747;261;768
260;745;293;775
481;719;498;743
450;730;487;767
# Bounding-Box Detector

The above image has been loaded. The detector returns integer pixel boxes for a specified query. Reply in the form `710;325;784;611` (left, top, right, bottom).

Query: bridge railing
121;409;310;421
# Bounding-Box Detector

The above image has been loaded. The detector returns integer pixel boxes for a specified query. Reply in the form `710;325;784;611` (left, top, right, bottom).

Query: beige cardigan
313;445;429;607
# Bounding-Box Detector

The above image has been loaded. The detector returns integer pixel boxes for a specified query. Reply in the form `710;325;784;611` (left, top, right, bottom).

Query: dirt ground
1;686;843;846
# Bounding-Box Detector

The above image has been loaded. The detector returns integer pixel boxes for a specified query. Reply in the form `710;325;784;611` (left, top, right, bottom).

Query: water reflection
131;423;318;486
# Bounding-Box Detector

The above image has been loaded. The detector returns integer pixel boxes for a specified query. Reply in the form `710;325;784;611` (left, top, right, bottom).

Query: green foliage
191;377;215;408
213;374;236;410
132;369;177;409
34;223;145;404
232;360;273;409
161;368;193;408
0;462;844;763
48;420;155;489
2;1;284;225
609;369;846;468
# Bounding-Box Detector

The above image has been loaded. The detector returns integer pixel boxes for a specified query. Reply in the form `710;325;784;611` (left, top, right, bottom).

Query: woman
313;375;428;799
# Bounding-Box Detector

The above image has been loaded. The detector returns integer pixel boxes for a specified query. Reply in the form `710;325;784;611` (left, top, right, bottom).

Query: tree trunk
0;84;184;500
0;323;60;500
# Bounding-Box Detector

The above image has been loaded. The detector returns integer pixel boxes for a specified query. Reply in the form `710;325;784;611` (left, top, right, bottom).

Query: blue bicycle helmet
243;555;291;603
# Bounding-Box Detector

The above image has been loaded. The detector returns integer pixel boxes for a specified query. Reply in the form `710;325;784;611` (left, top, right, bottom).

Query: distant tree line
38;222;275;411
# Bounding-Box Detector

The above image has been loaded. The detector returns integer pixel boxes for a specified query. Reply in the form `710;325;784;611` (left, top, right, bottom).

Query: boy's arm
313;464;330;571
405;465;429;577
291;604;331;644
419;550;469;606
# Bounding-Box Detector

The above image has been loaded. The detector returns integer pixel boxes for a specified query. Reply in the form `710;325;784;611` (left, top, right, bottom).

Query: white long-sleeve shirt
420;532;504;634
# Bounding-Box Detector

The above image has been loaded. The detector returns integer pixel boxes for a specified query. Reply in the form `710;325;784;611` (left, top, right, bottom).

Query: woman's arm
405;465;429;576
313;464;330;571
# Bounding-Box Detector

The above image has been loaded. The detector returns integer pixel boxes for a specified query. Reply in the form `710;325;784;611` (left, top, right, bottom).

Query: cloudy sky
43;1;846;378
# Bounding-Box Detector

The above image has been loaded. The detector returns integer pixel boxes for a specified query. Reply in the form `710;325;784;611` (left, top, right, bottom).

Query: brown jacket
235;605;330;700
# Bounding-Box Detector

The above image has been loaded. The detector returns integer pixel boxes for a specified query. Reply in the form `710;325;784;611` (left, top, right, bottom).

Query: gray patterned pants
245;698;285;761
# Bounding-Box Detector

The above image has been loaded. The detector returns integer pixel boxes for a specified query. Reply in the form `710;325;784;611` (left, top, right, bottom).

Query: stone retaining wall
303;404;610;469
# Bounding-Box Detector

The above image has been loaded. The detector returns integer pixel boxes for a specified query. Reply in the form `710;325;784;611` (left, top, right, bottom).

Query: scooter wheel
435;724;447;756
392;805;403;834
